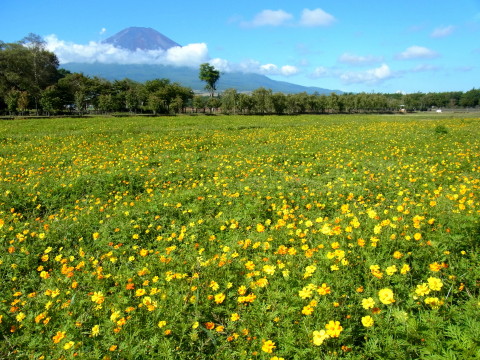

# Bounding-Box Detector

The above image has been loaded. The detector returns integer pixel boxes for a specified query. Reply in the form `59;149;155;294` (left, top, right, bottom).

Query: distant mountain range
62;27;341;95
62;62;340;94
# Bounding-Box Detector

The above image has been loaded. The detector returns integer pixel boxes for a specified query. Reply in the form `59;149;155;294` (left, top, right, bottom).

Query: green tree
251;87;272;114
193;95;207;113
199;63;220;97
271;92;287;114
460;88;480;108
5;88;20;114
237;93;255;114
17;91;29;115
0;34;60;114
221;88;238;114
40;86;62;115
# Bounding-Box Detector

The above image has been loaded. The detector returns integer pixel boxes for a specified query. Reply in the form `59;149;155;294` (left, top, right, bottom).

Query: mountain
64;27;341;94
103;27;180;51
61;62;341;94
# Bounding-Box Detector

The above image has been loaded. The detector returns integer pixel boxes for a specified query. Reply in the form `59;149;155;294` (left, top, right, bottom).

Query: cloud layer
248;9;293;27
431;25;454;38
45;34;209;66
45;34;299;77
395;46;439;60
242;8;336;27
338;53;384;65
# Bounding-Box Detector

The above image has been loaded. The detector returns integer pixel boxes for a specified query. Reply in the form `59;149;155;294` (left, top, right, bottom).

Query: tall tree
0;34;60;113
199;63;220;97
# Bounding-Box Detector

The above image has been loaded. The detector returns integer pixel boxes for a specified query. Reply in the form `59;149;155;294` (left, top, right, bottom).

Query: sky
2;0;480;93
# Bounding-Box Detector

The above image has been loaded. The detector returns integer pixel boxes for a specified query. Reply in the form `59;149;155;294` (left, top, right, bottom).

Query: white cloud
431;25;454;38
395;46;439;60
44;34;209;67
340;64;392;84
411;64;441;72
209;58;298;77
338;52;383;65
241;8;336;28
99;28;107;35
299;8;336;27
310;66;330;78
279;65;299;76
244;9;293;27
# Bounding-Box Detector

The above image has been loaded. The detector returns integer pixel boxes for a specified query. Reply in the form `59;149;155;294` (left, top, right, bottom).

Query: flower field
0;113;479;359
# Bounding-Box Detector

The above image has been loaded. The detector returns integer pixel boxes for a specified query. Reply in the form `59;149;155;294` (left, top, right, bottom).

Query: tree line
1;34;479;116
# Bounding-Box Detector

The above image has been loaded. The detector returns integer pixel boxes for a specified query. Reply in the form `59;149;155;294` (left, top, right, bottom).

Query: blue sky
2;0;480;93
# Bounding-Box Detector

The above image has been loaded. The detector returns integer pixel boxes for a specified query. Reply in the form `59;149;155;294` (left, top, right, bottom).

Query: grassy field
0;113;479;359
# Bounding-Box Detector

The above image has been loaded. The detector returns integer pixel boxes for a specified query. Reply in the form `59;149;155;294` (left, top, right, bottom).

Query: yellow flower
312;330;330;345
263;264;276;275
378;288;395;305
244;261;255;270
361;315;374;327
135;288;146;297
91;291;105;304
92;232;100;240
298;287;313;299
361;297;375;309
415;283;431;296
325;320;343;338
393;251;403;259
261;340;276;353
91;325;100;337
427;277;443;291
317;283;331;295
63;341;75;350
158;320;167;328
15;312;26;322
302;305;314;315
214;293;225;304
230;313;240;321
385;265;398;276
424;297;444;309
400;264;411;274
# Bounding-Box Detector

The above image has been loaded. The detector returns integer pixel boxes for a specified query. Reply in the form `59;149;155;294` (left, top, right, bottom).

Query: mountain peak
103;27;180;51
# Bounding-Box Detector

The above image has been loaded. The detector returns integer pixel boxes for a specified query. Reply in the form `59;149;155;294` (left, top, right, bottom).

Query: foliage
0;114;479;359
199;63;220;97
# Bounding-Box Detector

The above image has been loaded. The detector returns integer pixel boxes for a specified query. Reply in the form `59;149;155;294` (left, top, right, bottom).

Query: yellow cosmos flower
325;320;343;338
427;277;443;291
362;297;376;309
214;293;225;304
135;288;146;297
63;341;75;350
378;288;395;305
91;291;105;304
261;340;276;353
361;315;374;327
415;283;431;296
312;330;330;345
91;325;100;337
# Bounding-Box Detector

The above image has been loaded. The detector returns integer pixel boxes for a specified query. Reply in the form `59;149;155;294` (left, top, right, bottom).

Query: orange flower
52;331;66;344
